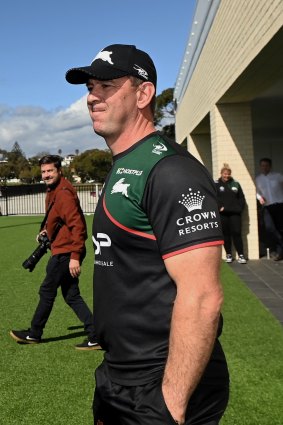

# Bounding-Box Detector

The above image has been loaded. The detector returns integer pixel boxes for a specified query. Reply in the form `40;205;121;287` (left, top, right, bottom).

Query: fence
0;183;102;216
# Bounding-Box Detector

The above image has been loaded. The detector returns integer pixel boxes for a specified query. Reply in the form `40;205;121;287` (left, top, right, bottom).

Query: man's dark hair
39;155;62;169
259;157;272;166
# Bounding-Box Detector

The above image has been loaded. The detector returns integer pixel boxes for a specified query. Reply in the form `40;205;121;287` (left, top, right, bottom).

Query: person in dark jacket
215;163;247;264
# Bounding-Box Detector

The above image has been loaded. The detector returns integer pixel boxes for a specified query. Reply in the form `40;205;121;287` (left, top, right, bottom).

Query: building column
210;102;259;259
188;134;213;175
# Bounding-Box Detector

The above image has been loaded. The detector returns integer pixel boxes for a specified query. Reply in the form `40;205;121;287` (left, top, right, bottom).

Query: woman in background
215;163;247;264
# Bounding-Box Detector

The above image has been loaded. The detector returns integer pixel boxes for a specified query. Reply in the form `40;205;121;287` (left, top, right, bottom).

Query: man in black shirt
66;44;229;425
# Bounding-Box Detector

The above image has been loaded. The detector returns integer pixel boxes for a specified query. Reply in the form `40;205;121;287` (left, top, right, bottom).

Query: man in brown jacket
10;155;100;350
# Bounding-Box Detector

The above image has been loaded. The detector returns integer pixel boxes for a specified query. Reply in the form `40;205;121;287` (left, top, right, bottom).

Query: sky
0;0;196;158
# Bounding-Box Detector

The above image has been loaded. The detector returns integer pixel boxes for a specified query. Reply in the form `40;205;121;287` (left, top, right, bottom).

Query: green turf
0;215;103;424
220;264;283;425
1;216;283;424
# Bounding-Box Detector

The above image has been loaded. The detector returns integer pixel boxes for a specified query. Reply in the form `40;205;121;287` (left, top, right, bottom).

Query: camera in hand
22;234;50;272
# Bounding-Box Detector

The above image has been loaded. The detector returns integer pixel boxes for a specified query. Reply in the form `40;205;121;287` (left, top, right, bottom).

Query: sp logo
92;233;111;255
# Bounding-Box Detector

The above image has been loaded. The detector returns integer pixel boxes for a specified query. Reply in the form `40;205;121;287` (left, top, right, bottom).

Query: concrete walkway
229;258;283;325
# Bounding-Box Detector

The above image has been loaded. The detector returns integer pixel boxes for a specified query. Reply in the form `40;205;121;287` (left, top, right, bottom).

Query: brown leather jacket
44;177;87;261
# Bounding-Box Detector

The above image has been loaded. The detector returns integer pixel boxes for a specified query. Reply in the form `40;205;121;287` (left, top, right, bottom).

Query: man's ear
136;82;155;109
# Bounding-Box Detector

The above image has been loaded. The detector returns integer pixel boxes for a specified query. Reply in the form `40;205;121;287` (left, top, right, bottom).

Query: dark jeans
220;213;244;256
263;204;283;255
30;254;95;340
93;362;229;425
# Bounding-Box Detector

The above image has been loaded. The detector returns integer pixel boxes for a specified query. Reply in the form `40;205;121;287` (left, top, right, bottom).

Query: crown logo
179;189;205;212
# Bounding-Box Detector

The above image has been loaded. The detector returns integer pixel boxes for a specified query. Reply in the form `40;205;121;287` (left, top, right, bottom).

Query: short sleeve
142;155;224;258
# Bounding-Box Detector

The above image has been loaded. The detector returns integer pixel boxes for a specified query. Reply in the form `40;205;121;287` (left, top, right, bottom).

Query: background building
174;0;283;259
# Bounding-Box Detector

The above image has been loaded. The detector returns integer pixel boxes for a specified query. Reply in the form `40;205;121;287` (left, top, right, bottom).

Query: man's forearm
162;294;221;422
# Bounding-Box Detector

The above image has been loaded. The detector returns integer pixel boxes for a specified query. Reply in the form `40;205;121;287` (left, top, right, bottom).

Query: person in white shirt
256;158;283;261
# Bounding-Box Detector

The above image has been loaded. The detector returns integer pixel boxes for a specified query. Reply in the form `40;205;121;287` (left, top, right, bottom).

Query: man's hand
36;230;47;242
69;259;81;278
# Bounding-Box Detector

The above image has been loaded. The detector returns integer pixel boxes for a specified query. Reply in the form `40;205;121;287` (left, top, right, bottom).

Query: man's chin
94;128;104;137
44;178;60;189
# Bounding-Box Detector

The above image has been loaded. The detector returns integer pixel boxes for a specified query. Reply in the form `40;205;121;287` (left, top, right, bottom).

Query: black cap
65;44;157;88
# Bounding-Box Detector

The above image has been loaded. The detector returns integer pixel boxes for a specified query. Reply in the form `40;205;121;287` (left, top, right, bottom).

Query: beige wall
188;133;212;174
175;0;283;259
175;0;283;142
210;103;258;258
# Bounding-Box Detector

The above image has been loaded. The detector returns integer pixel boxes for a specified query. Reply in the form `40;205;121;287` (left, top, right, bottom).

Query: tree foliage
1;142;30;180
0;143;112;184
154;88;175;139
71;149;112;183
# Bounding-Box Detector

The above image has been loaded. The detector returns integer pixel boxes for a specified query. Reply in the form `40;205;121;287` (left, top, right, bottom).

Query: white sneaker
225;254;233;263
238;255;247;264
75;339;102;351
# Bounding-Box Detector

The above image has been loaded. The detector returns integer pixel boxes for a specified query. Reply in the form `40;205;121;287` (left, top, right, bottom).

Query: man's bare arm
162;245;223;424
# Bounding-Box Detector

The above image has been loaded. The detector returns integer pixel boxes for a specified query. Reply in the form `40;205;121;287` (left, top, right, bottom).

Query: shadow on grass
0;221;42;229
15;330;87;345
67;325;84;330
42;330;86;343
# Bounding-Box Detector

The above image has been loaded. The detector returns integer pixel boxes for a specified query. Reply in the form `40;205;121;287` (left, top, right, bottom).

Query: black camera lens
22;238;50;272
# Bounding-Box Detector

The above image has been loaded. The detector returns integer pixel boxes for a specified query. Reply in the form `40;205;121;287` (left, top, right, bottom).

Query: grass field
0;215;282;424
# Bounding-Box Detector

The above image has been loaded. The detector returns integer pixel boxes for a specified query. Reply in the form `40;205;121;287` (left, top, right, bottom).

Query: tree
7;141;26;161
72;149;112;183
154;88;175;139
90;150;113;182
62;165;76;183
0;146;112;183
31;165;42;182
6;142;29;179
28;156;41;167
0;148;8;159
36;151;50;159
25;155;43;182
0;163;13;180
12;141;26;157
19;167;33;183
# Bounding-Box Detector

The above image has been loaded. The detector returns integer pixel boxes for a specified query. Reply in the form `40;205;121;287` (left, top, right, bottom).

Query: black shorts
93;362;229;425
